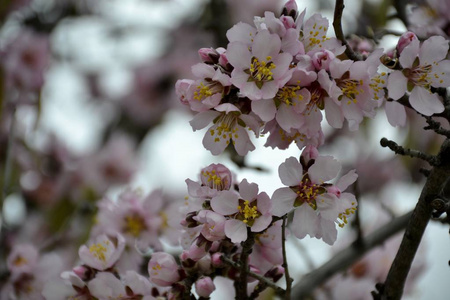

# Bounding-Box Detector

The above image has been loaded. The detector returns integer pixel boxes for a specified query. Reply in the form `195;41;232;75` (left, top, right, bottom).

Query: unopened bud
281;0;298;19
198;48;220;64
396;32;418;55
195;276;216;298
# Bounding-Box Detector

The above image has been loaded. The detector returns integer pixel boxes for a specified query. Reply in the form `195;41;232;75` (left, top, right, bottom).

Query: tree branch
380;137;440;166
333;0;362;61
221;255;285;295
281;215;292;299
291;210;412;299
375;139;450;300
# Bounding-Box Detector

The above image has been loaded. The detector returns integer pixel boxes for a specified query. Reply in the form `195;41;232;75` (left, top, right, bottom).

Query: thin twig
332;0;362;61
291;210;412;299
380;138;440;166
220;255;285;295
424;117;450;138
282;215;292;299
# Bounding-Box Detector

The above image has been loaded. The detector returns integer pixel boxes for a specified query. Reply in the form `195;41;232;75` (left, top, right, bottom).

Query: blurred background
0;0;449;299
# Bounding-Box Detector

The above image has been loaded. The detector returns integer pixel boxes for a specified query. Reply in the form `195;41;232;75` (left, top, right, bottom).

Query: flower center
237;200;260;226
13;256;28;267
89;241;109;262
276;86;302;106
210;113;238;145
247;56;276;88
337;77;364;104
123;214;146;237
403;64;433;89
194;81;223;101
202;169;228;190
292;177;325;209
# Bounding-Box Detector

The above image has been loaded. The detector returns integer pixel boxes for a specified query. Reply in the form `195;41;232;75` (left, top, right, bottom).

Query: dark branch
291;211;412;299
424;117;450;138
380;138;440;166
332;0;362;61
220;255;285;295
376;139;450;300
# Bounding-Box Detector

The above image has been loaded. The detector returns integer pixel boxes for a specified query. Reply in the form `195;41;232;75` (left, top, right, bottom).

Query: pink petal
399;39;419;68
419;36;449;66
336;169;358;191
252;99;276;122
271;187;296;217
278;157;303;186
387;70;407;100
210;190;239;215
238;179;259;201
385;100;407;127
227;42;252;69
291;204;319;239
252;30;281;60
251;214;272;232
190;111;220;131
308;156;341;183
409;86;444;116
225;219;247;243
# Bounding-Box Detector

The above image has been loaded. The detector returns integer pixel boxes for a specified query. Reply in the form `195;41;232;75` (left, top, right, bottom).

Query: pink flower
211;179;272;243
200;163;233;191
78;233;125;271
387;36;449;116
1;29;50;92
190;103;260;156
6;244;39;280
148;252;180;287
227;29;293;100
271;148;357;245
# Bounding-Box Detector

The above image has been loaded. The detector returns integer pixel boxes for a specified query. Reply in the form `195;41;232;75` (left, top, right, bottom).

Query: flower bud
281;0;298;18
198;48;220;64
396;32;418;55
301;145;319;166
195;276;216;298
312;49;335;71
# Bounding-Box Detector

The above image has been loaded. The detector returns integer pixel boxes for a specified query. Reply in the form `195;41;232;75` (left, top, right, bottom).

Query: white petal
409;87;444;116
308;156;341;183
387;71;407;101
278;157;303;186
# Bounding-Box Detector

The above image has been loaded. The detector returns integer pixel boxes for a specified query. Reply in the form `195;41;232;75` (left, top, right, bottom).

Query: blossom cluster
176;0;450;156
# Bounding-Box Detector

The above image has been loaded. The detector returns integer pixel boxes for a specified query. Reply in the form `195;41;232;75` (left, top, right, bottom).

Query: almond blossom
78;233;125;271
387;35;450;116
227;29;293;100
210;179;272;243
271;146;357;245
190;103;260;156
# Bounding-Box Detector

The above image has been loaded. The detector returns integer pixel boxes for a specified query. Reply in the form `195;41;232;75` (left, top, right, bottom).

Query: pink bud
175;79;194;105
218;52;229;68
195;277;216;298
301;145;319;163
396;32;418;55
211;253;223;267
327;185;341;197
73;265;90;281
312;50;335;71
198;48;220;64
282;0;298;17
